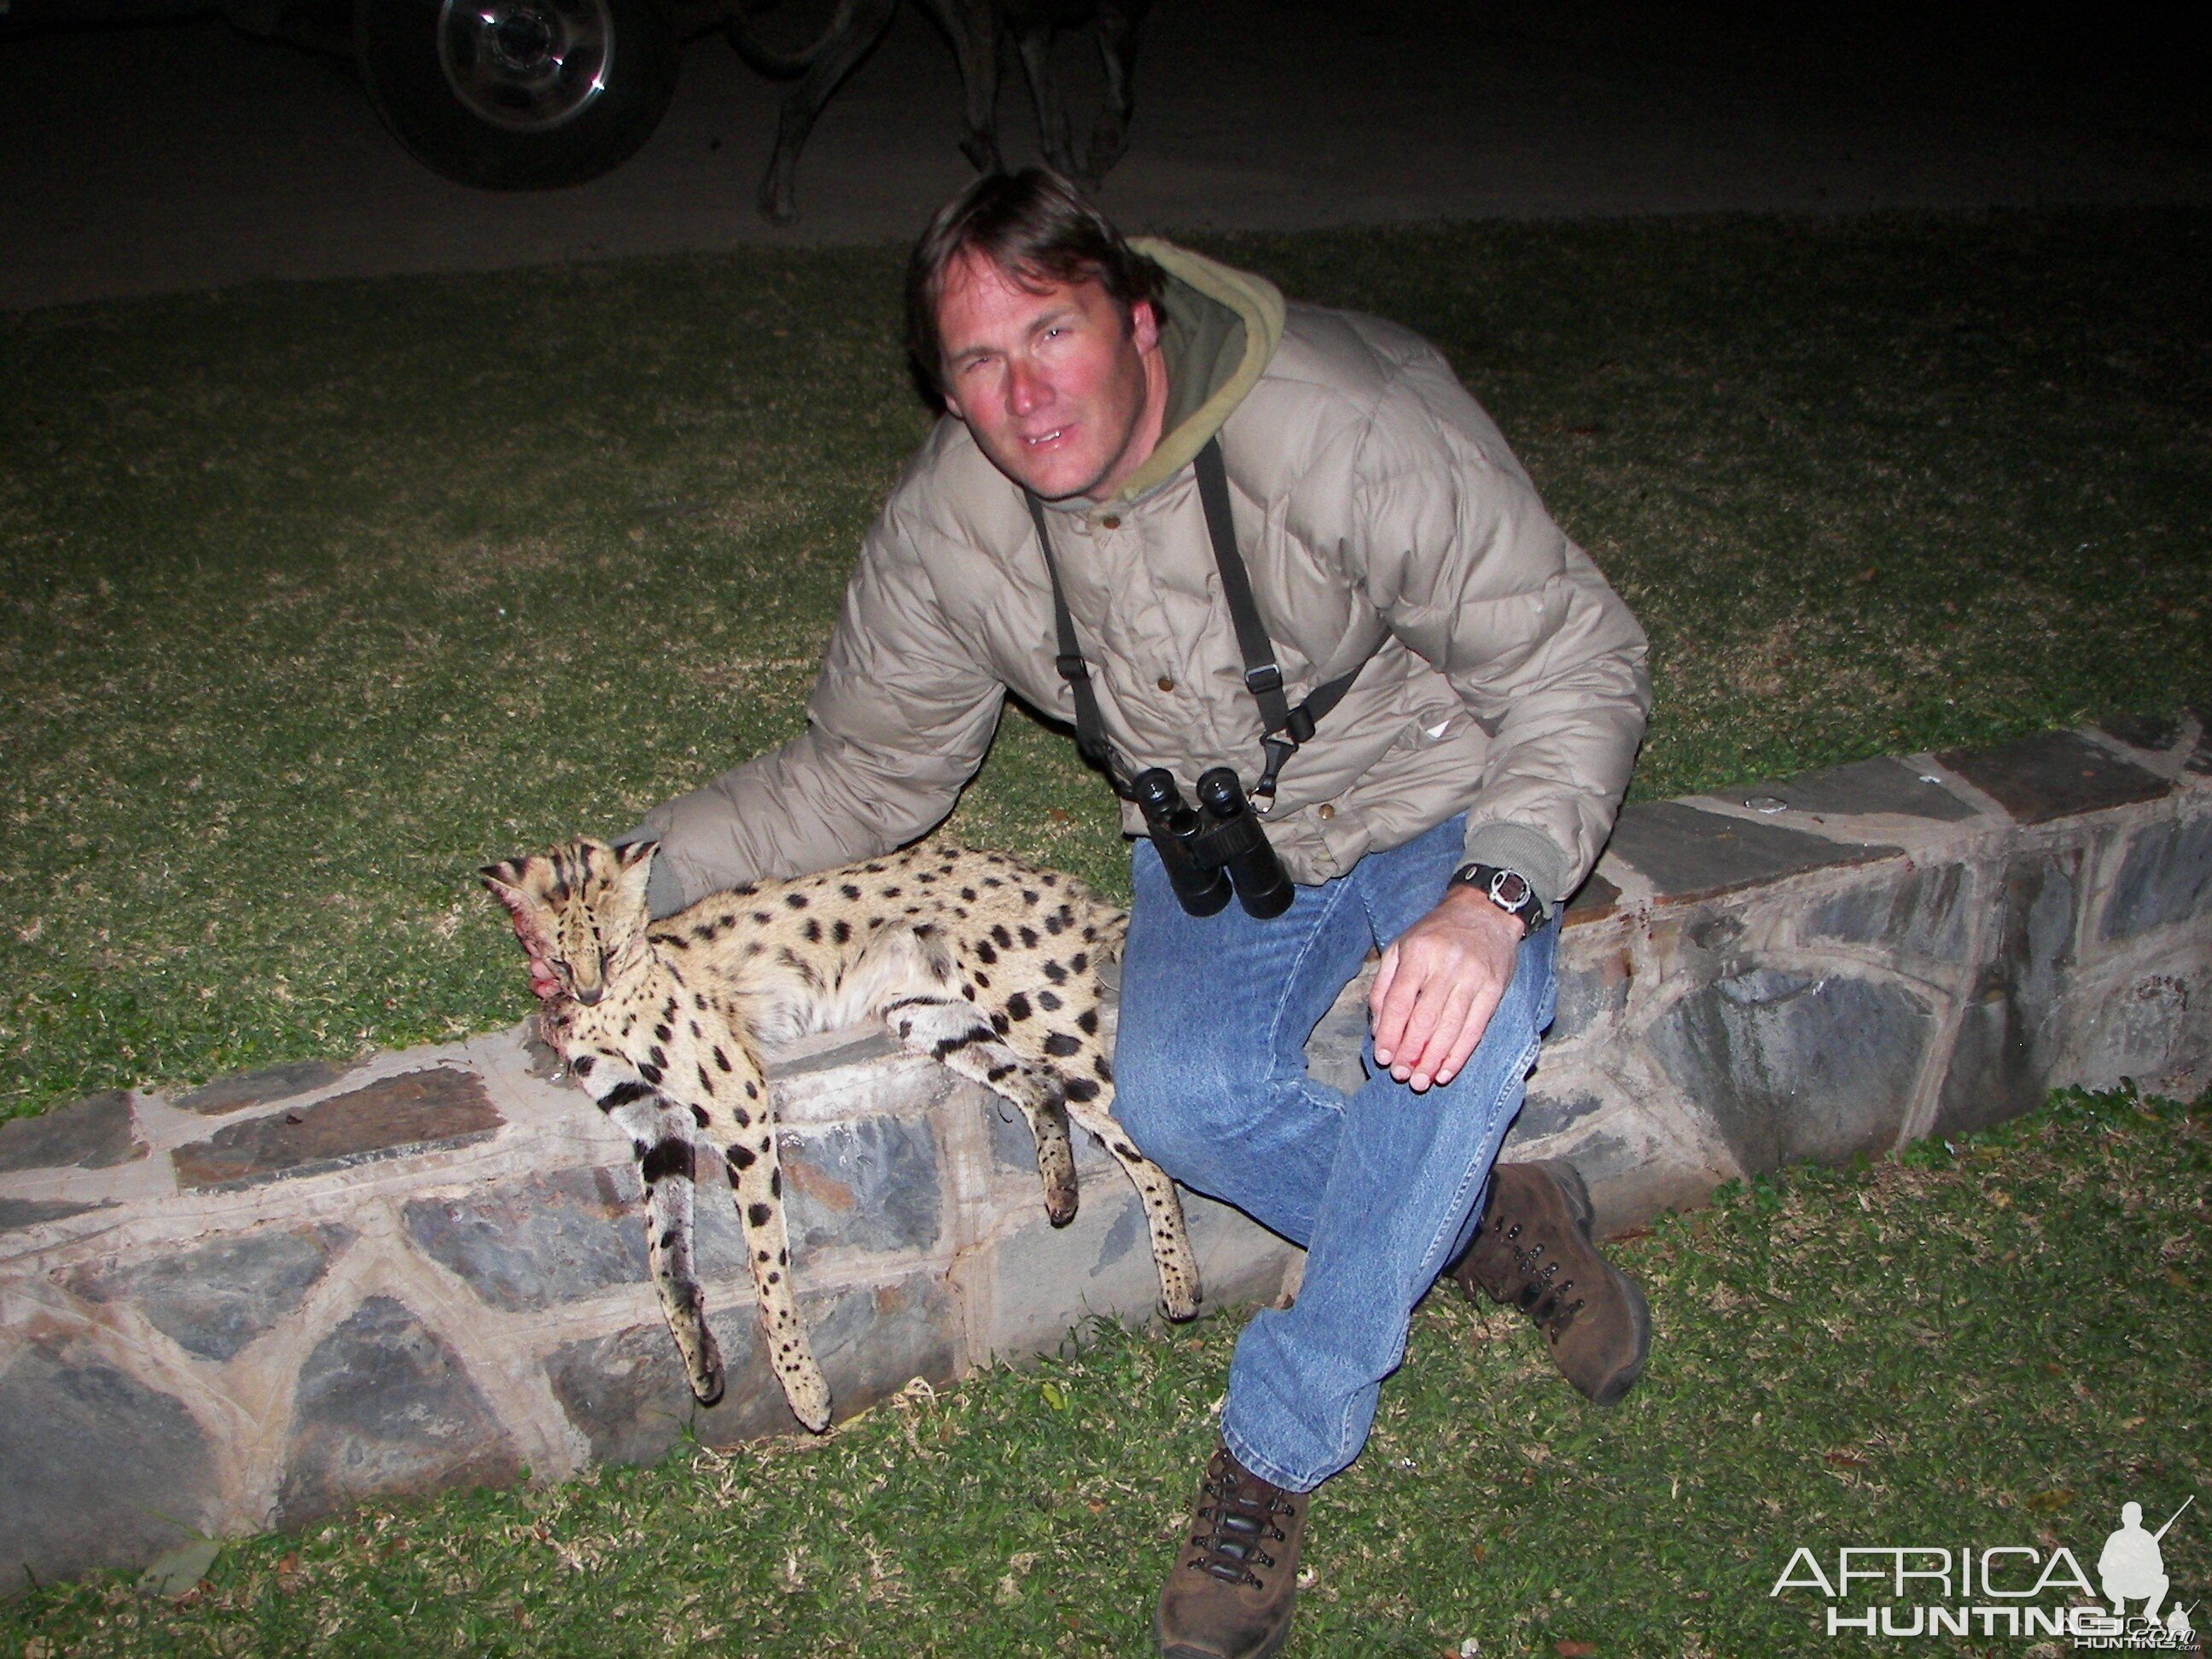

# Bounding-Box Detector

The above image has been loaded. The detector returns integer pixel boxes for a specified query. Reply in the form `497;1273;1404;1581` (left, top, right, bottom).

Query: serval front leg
885;991;1080;1225
604;1086;724;1405
713;1061;832;1433
1058;1076;1202;1323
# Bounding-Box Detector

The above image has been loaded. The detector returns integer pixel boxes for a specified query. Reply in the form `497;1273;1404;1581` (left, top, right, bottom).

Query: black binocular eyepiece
1130;766;1295;920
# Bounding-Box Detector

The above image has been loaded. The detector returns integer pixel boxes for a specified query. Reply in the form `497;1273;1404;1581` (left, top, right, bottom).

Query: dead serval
482;835;1200;1432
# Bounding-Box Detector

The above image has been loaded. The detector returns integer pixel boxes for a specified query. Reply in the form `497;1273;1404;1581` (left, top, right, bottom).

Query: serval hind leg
884;991;1080;1225
720;1112;832;1431
1058;1075;1201;1322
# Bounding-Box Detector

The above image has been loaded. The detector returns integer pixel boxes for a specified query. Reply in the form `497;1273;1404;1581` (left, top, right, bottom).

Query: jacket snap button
1156;675;1175;693
1099;514;1121;530
1318;803;1336;820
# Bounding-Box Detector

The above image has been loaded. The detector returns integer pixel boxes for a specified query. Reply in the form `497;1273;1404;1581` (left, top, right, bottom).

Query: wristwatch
1450;863;1547;938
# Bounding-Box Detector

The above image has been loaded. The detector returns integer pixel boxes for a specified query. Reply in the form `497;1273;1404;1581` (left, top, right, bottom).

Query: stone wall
3;718;2207;1590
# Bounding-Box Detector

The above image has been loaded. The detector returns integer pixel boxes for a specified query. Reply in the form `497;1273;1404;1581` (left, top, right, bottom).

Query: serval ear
480;857;557;959
610;838;659;913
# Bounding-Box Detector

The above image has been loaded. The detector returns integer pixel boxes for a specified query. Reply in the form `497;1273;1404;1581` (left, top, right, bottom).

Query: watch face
1489;870;1532;911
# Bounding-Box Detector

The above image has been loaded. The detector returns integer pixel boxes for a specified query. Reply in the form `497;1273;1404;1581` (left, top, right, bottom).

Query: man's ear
1130;297;1161;355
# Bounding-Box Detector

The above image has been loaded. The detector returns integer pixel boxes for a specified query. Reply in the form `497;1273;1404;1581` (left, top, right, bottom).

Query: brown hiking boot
1452;1160;1650;1406
1153;1443;1311;1659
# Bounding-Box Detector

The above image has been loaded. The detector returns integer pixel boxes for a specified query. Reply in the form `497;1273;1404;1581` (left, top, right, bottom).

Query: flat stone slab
1650;967;1937;1171
2095;713;2182;754
172;1067;502;1190
0;1196;108;1231
1938;731;2169;824
1602;801;1896;900
68;1224;354;1361
174;1057;364;1115
405;1167;643;1312
276;1295;521;1528
0;1091;144;1173
0;1342;217;1592
2098;813;2212;941
1743;756;1978;821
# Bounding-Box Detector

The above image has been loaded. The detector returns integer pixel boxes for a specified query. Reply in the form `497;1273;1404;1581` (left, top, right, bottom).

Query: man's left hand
1369;885;1525;1092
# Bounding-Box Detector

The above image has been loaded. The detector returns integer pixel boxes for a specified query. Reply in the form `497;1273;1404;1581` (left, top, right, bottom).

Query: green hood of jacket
1100;239;1286;507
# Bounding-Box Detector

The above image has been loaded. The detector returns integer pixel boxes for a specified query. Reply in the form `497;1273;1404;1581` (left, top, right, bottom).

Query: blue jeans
1114;812;1558;1493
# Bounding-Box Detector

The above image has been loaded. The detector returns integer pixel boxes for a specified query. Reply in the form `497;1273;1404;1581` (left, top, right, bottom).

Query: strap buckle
1243;663;1284;698
1055;652;1092;684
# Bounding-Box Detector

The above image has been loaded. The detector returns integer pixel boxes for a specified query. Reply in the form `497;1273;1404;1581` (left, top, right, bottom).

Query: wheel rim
436;0;616;133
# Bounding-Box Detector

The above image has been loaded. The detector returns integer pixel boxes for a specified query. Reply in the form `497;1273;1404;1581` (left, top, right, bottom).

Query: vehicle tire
355;0;678;189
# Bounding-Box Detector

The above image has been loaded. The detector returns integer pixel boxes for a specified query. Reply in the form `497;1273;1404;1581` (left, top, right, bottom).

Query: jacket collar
1068;240;1284;526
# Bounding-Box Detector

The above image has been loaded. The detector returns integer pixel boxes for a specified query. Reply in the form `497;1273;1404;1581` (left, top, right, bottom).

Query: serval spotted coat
482;835;1199;1432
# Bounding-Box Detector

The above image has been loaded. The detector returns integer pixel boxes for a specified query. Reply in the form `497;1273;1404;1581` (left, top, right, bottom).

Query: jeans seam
1262;870;1363;1098
1313;1029;1540;1487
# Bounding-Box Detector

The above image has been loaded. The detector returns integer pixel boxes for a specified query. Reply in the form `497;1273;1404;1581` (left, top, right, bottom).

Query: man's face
935;249;1161;503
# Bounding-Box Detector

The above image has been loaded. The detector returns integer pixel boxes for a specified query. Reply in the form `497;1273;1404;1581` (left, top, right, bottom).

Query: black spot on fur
881;885;902;898
728;1143;756;1169
1078;1008;1099;1035
748;1202;773;1226
649;1045;667;1068
784;892;809;909
655;1023;672;1044
832;918;851;945
753;911;772;925
1064;1076;1101;1103
1093;1054;1113;1080
991;924;1012;949
1044;1032;1080;1057
1044;911;1065;934
733;1107;751;1128
770;1167;782;1198
601;1079;652;1109
637;1062;664;1086
992;1011;1010;1034
571;1054;597;1078
1043;960;1067;983
986;1062;1015;1082
1022;888;1039;905
983;876;1004;888
1042;872;1058;886
1038;989;1063;1011
697;1063;717;1096
640;1139;694;1184
690;1103;711;1126
841;883;862;899
803;917;822;942
1004;992;1032;1022
1018;927;1039;949
714;1045;732;1072
1070;952;1089;974
744;1080;759;1099
974;970;991;988
960;887;976;901
975;939;998;964
934;1030;985;1060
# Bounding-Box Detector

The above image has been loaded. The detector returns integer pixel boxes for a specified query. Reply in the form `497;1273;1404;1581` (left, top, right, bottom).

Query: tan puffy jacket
637;242;1650;911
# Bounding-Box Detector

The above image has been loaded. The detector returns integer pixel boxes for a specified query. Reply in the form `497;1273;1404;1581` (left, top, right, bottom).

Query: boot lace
1503;1227;1587;1342
1187;1456;1294;1588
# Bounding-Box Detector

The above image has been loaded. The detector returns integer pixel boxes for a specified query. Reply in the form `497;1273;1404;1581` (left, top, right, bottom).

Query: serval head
480;837;658;1008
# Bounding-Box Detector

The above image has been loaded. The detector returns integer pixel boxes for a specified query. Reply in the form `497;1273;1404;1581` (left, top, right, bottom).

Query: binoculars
1129;766;1295;920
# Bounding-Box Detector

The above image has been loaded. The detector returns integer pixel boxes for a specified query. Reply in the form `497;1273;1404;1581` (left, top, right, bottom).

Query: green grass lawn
3;1086;2203;1655
2;209;2209;1119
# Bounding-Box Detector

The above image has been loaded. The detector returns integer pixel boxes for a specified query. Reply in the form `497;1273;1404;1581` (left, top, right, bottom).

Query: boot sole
1154;1610;1294;1659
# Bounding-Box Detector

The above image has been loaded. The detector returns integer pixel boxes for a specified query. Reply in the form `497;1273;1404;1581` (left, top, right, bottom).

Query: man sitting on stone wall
572;168;1656;1659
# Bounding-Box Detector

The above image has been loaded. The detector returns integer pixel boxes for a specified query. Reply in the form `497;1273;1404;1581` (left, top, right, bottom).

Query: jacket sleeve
1334;352;1650;906
632;504;1006;910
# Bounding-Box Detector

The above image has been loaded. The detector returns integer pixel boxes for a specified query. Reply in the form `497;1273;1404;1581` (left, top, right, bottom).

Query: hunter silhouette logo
1770;1493;2201;1645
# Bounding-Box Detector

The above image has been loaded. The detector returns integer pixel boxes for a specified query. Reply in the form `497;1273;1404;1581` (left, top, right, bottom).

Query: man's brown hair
905;168;1166;399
